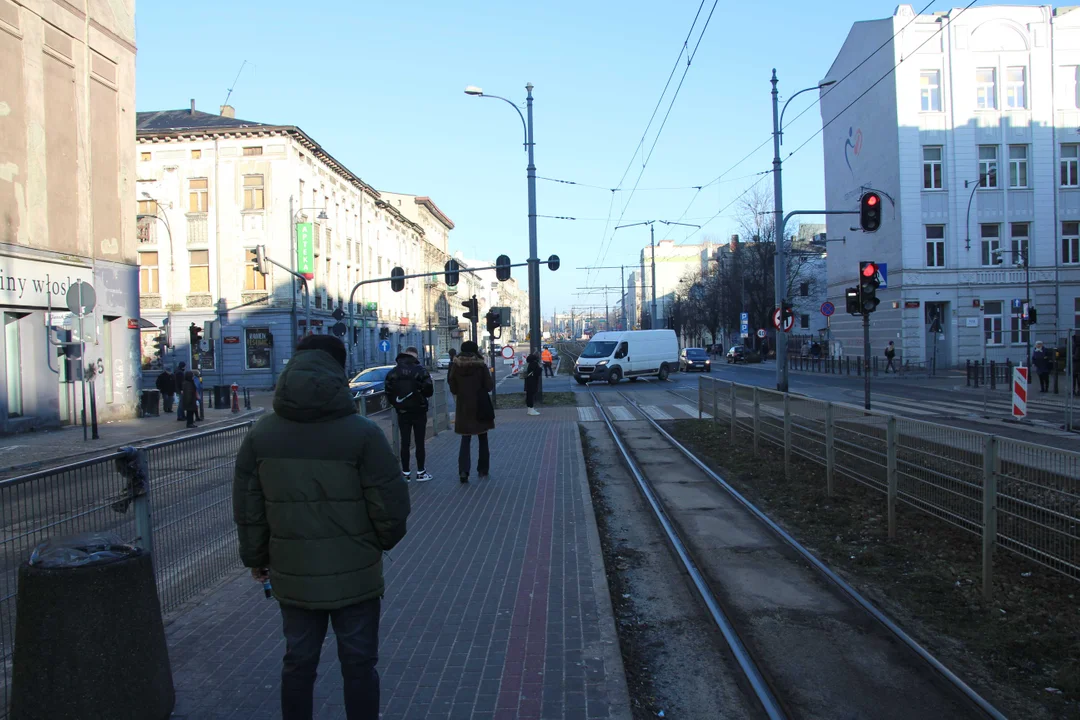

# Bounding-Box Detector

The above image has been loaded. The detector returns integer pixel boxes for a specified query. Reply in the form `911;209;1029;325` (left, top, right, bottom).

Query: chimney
220;104;235;118
729;234;739;252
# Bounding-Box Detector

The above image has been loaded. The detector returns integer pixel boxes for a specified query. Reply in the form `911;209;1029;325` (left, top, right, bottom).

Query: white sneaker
402;470;412;482
415;471;433;482
527;408;540;416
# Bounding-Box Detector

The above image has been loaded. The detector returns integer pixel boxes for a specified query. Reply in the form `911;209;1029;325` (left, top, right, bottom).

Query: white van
573;330;679;385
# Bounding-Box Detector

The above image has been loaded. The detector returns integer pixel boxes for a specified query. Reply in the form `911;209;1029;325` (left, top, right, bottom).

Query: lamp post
138;192;174;271
292;207;328;342
992;245;1032;369
771;70;836;392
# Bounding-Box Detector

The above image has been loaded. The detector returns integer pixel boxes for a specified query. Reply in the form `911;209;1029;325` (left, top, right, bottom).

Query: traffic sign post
379;338;391;364
820;301;835;317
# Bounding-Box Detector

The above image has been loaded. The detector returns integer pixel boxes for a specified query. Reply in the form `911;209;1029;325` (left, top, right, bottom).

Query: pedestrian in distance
174;362;187;421
156;366;175;414
524;353;542;416
884;341;897;373
193;369;205;421
232;334;410;720
385;346;435;482
449;340;494;483
181;371;198;428
541;347;554;377
1032;341;1052;392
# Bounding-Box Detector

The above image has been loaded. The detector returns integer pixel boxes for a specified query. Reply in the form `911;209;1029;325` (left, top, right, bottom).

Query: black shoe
460;474;469;483
478;471;489;479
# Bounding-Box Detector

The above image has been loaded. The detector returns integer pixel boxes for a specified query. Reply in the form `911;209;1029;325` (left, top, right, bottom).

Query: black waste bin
140;389;160;416
213;384;230;409
11;538;175;720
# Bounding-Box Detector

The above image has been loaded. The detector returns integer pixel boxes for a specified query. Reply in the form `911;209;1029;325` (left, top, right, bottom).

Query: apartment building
822;4;1080;367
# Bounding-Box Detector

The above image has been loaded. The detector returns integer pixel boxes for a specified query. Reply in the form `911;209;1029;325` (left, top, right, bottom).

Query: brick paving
165;407;629;719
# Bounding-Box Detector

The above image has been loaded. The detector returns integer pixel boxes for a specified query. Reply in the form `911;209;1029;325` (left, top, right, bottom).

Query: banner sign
296;223;314;280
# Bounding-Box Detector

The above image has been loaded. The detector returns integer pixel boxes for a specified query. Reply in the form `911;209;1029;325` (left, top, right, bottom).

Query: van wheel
658;364;669;381
608;368;622;385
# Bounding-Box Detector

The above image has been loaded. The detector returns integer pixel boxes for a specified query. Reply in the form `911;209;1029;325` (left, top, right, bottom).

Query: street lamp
992;245;1032;369
615;220;700;329
771;71;836;392
963;171;996;251
465;82;542;388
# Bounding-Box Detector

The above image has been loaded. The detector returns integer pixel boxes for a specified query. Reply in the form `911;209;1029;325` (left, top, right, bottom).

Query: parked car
726;345;761;364
574;329;679;385
349;365;393;399
679;347;712;372
436;356;452;370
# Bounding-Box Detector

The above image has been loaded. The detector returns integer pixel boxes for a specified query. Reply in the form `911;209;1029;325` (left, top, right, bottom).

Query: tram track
588;387;1007;720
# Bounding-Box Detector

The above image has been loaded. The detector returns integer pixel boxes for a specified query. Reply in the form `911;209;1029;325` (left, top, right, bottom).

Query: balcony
137;219;156;245
187;214;208;245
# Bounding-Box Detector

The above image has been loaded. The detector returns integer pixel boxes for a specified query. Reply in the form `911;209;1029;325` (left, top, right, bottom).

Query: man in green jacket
233;334;410;720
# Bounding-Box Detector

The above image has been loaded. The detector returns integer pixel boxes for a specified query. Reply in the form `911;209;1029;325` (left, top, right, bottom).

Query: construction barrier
1012;366;1028;419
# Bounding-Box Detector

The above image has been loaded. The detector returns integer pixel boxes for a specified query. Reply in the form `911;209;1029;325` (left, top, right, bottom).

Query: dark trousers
1074;369;1080;394
1038;372;1050;392
398;410;427;472
458;433;489;476
280;598;380;720
884;357;896;373
177;395;185;420
543;361;553;377
162;393;173;413
525;384;537;408
185;408;196;427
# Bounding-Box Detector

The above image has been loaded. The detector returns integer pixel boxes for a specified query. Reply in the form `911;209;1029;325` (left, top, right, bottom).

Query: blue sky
134;0;1042;317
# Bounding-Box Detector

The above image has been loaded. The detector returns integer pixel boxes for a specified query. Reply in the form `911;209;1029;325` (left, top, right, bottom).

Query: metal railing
697;375;1079;601
787;353;933;377
0;421;254;718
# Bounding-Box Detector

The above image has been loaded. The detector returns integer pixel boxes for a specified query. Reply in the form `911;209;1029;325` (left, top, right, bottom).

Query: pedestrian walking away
385;346;435;482
524;353;542;416
156;366;175;413
884;341;897;373
541;347;554;377
1032;341;1052;392
181;371;198;428
173;362;187;421
449;340;495;483
193;369;205;420
233;334;410;720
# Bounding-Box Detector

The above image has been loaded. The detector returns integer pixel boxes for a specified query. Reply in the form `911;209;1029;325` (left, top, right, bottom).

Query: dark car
349;365;393;400
726;345;761;364
679;347;712;372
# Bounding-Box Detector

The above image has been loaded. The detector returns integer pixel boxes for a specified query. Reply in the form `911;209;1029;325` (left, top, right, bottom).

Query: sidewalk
164;406;630;720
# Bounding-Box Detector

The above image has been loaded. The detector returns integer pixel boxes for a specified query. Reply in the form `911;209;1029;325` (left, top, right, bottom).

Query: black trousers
458;433;489;476
161;393;173;413
543;361;553;377
280;598;380;720
1038;372;1050;392
398;411;427;472
525;384;537;408
185;408;196;427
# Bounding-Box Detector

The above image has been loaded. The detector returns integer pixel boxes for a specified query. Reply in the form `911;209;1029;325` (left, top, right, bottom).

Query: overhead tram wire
679;173;771;245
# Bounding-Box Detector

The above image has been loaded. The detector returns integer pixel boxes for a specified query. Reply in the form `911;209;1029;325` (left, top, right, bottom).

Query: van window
580;341;617;359
615;342;628;359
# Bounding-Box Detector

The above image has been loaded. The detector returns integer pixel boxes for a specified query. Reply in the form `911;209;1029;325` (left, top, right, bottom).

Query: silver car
436;356;451;370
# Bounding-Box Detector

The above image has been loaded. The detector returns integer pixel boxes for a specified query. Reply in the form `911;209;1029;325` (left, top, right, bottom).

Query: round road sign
378;339;391;352
756;329;766;339
821;301;836;317
771;307;795;333
501;345;515;360
65;280;96;316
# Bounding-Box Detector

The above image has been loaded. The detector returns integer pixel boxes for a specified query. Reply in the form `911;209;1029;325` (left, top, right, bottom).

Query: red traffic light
866;194;878;207
861;262;878;278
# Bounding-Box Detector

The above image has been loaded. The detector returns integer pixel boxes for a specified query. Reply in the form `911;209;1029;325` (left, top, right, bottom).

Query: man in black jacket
173;362;187;421
385;347;435;482
155;367;175;413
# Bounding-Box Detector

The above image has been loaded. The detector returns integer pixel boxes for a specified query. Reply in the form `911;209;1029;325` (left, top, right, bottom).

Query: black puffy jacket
385;353;434;413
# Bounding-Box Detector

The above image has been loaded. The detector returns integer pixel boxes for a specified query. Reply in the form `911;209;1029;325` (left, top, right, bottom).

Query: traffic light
190;322;203;349
495;254;511;282
860;192;882;232
547;254;561;272
390;266;405;293
858;261;881;314
248;245;268;275
379;326;390;341
846;287;860;315
444;259;460;287
153;333;167;360
486;308;501;335
462;296;479;322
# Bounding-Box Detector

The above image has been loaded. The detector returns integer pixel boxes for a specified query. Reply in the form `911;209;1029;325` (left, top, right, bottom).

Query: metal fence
787;353;934;377
0;421;253;718
697;375;1080;600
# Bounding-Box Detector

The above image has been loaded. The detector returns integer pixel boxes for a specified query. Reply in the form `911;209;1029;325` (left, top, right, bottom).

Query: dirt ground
667;418;1079;720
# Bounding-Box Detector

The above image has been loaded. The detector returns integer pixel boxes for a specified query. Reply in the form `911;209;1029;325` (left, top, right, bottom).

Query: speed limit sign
757;329;766;339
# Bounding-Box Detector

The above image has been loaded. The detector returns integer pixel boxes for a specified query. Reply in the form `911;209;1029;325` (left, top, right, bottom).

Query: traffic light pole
863;312;872;411
263;255;311;346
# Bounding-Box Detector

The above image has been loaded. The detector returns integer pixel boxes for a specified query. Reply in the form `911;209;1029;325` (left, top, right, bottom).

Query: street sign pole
863;312;871;411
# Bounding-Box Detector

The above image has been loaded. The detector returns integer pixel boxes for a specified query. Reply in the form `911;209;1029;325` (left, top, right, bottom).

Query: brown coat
449;354;494;436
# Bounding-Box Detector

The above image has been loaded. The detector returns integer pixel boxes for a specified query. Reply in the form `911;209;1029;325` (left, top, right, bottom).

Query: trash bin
140;389;160;416
11;533;175;720
213;384;230;410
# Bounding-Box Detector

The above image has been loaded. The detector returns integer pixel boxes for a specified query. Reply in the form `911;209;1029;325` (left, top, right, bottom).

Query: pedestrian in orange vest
540;348;554;377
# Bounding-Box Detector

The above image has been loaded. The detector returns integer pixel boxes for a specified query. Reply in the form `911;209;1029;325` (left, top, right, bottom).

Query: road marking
609;405;635;421
641;405;673;420
577;406;599;422
673;403;711;419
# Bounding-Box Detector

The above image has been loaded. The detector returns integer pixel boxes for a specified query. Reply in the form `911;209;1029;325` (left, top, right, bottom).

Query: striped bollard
1012;366;1028;419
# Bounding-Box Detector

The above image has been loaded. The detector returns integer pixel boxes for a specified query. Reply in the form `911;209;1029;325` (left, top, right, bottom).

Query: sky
134;0;1045;318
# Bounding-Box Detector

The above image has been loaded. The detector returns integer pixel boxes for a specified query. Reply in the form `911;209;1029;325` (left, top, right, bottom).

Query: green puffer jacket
232;349;410;609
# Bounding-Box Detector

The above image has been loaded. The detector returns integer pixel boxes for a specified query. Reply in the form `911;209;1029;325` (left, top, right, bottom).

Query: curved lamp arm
779;80;836;144
469;92;528;149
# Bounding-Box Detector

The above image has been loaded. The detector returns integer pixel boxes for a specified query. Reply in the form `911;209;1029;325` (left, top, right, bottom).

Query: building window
189;250;210;293
1010;222;1029;263
923;146;943;189
983;301;1004;346
140;151;150;162
920;70;941;111
979;146;998;187
925;225;946;267
191;149;202;160
799;314;810;329
245;248;267;291
799;282;809;297
1010;305;1030;346
980;224;1002;266
138;251;159;293
188;178;208;213
1005;67;1027;109
975;68;996;110
243;175;264;210
1064;221;1080;264
1061;145;1079;187
1008;145;1028;188
5;313;23;417
242;146;263;156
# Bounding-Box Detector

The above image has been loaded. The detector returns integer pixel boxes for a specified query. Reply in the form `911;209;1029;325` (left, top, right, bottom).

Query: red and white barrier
1012;366;1028;419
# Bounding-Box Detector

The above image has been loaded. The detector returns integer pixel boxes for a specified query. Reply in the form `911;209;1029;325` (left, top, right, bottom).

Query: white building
822;4;1080;368
637;239;720;328
135;105;456;385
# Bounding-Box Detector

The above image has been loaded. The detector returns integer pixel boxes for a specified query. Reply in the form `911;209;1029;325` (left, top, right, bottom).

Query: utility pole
771;69;788;393
577;264;633;330
863;313;871;410
650;223;657;328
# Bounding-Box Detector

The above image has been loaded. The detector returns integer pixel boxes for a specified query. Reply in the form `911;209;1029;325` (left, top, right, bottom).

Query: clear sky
135;0;1043;317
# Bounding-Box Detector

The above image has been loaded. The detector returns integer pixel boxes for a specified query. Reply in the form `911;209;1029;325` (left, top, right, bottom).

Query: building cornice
375;199;425;237
414;196;455;230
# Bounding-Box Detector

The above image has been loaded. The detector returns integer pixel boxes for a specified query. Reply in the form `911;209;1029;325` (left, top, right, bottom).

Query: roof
136;109;270;132
414;197;455;230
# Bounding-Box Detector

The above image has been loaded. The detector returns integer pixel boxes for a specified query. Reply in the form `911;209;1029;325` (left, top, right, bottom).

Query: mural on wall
844;126;863;178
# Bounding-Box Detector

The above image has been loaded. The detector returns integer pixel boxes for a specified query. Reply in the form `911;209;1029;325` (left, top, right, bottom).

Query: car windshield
686;348;707;358
580;341;618;359
351;367;391;384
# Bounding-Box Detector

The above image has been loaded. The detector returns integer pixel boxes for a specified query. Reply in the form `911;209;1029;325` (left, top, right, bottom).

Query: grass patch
665;418;1080;720
493;391;577;409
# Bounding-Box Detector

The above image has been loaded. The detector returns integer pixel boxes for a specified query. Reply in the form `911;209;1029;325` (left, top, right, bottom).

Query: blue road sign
740;311;749;336
378;339;391;353
878;263;888;289
820;301;835;317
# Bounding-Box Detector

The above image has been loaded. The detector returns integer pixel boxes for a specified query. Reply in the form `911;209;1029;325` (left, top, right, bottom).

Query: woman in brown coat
448;341;494;483
181;371;199;428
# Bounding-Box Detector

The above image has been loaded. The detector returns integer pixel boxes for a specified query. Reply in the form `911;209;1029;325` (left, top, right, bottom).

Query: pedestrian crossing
673;403;711;419
609;405;636;421
577;404;695;422
870;393;1065;421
